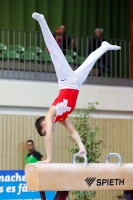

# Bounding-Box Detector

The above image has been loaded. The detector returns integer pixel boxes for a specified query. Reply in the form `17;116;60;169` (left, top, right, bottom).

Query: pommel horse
25;153;133;200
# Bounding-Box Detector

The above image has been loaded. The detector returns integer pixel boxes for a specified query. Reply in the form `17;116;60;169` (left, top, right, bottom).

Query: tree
67;103;102;200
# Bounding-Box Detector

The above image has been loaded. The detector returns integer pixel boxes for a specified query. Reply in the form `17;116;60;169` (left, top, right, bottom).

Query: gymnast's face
41;120;55;136
41;120;46;136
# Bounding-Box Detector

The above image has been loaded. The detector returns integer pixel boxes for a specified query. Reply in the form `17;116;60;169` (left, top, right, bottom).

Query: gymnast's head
35;116;46;136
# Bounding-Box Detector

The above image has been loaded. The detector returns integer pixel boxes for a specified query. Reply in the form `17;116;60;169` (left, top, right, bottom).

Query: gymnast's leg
32;12;76;84
74;41;121;87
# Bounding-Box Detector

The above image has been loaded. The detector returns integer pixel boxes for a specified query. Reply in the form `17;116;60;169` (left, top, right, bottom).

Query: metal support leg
40;191;46;200
54;191;69;200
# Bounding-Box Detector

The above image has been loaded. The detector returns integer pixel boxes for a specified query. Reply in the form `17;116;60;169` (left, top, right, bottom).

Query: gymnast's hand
37;159;51;164
78;149;87;157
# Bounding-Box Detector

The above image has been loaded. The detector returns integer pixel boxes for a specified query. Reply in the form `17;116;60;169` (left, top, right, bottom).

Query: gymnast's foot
32;12;44;22
102;41;121;50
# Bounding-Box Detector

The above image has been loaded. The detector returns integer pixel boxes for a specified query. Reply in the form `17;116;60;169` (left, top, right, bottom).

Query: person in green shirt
25;140;45;164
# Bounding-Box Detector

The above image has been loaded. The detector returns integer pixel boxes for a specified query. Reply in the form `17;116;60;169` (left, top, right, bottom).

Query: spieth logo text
85;177;124;187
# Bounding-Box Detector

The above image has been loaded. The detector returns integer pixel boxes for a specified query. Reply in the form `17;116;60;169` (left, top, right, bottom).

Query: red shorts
52;89;79;123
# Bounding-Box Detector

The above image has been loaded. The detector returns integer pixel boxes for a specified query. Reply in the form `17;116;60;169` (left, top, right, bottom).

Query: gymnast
32;12;121;164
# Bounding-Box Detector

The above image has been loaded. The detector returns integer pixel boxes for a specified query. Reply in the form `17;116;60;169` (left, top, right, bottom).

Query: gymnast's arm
44;106;56;163
59;119;87;156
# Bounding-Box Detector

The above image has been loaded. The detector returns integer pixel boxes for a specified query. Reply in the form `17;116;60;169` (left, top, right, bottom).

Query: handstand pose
32;12;121;163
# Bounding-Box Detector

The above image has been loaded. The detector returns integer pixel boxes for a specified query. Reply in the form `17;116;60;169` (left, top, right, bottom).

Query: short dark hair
35;116;45;136
26;140;34;144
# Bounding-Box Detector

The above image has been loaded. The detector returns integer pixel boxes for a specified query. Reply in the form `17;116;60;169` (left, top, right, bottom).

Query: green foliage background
67;103;102;200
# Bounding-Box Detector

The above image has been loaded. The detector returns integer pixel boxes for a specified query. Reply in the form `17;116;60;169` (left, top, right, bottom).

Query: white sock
102;41;121;50
32;12;44;23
